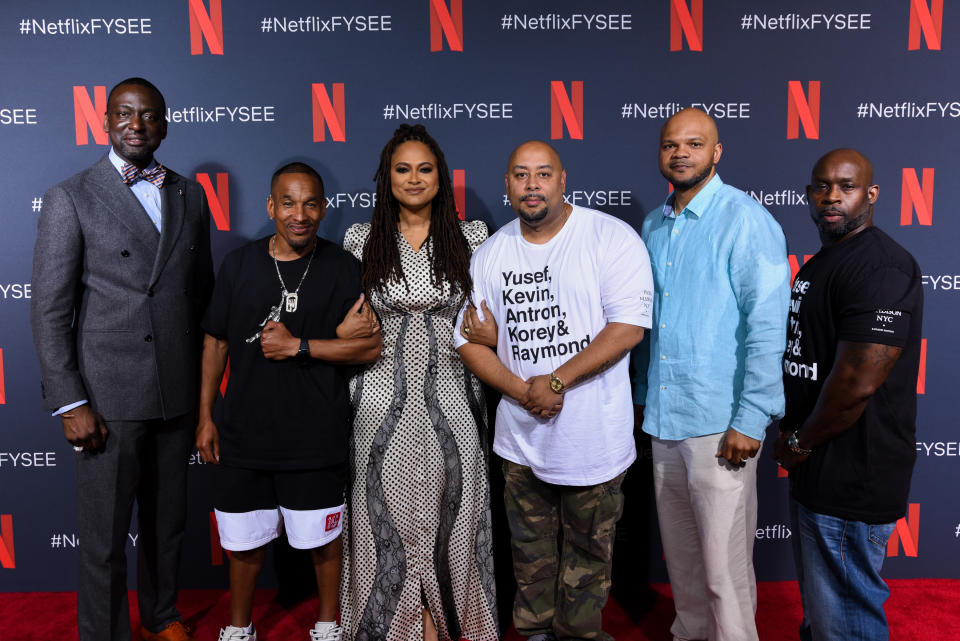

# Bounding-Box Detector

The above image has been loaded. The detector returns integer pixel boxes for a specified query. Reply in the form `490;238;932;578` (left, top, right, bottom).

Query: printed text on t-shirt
502;266;591;364
784;278;818;381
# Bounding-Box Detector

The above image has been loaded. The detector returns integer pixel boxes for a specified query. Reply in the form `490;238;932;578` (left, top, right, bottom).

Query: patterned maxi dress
340;220;498;641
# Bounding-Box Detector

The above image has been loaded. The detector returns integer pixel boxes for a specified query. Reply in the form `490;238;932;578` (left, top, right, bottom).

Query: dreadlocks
361;124;473;305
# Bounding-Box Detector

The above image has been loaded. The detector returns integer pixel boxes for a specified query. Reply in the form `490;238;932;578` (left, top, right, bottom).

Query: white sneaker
309;622;342;641
218;624;257;641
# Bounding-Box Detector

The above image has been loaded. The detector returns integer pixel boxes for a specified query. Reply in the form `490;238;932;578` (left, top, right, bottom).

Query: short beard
516;198;549;224
665;162;714;192
815;209;871;241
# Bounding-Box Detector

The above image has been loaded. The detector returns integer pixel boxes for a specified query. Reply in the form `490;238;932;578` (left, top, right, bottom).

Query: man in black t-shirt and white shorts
775;149;923;641
196;163;381;641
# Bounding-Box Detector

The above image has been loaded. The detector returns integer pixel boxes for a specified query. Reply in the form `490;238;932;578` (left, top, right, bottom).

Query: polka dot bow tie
121;162;166;188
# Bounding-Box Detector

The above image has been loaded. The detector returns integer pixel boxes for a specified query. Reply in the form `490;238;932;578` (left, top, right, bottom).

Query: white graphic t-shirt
455;205;653;485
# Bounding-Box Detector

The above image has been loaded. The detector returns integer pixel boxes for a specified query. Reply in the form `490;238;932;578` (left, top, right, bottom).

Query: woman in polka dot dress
341;124;498;641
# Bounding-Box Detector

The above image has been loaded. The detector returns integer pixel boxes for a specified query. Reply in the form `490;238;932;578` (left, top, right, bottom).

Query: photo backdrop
1;0;957;591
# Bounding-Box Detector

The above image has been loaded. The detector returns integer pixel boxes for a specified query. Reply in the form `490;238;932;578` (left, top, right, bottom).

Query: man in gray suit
30;77;213;641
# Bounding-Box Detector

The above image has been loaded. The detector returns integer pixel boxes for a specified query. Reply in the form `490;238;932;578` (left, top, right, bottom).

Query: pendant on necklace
284;291;298;313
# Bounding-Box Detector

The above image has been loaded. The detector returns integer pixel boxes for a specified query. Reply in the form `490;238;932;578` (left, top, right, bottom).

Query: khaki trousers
652;434;759;641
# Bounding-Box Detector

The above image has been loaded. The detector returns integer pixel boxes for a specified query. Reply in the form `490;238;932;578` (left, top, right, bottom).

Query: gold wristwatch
549;371;565;394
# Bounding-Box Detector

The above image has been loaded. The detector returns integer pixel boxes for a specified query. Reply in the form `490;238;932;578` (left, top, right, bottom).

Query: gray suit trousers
76;413;194;641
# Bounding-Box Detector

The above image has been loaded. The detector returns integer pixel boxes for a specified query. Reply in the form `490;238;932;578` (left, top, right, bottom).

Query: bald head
507;140;563;173
806;148;878;246
661;107;718;145
811;148;874;184
504;139;568;232
658;108;723;204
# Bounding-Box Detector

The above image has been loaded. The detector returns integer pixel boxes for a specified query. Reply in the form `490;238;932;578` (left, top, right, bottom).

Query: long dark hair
361;124;473;303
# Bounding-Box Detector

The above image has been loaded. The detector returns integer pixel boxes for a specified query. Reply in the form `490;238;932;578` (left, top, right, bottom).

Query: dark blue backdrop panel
0;0;956;590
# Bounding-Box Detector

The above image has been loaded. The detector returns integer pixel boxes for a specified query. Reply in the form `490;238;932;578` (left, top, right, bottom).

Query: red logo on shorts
325;512;341;532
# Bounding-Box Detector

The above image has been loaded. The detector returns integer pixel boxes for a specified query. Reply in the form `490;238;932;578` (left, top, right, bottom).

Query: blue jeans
790;499;896;641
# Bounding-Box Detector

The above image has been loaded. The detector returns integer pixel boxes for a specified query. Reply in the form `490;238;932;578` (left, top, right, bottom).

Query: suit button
189;244;196;251
183;288;189;295
144;335;153;342
121;250;130;257
185;329;191;335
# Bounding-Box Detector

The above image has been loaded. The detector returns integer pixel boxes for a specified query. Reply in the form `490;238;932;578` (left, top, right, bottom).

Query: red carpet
1;580;957;640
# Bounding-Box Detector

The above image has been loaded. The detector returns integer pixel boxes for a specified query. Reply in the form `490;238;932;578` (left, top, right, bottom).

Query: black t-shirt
202;236;360;470
782;226;923;523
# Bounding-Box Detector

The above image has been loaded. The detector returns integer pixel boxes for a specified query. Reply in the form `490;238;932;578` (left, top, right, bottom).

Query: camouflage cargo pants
503;460;625;641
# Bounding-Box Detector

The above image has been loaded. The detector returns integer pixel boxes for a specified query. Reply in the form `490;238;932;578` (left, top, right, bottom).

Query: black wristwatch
787;431;813;456
296;337;311;361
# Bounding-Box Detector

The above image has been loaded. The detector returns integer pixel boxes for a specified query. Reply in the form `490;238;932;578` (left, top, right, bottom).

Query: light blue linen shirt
632;174;790;441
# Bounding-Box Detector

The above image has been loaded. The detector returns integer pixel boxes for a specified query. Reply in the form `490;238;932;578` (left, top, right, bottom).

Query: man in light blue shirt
632;108;789;641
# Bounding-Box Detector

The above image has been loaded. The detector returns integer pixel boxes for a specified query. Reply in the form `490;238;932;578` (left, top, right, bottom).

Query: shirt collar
108;147;157;176
661;173;724;220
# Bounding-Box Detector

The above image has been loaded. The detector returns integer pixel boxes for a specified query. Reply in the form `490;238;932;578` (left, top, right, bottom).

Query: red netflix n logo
0;514;14;569
670;0;703;51
917;338;927;395
900;168;934;226
786;81;820;140
312;83;346;143
788;254;814;285
453;169;466;220
189;0;224;55
220;359;230;398
0;347;6;405
74;85;108;146
908;0;943;51
430;0;463;52
550;81;584;140
197;172;230;231
887;503;920;557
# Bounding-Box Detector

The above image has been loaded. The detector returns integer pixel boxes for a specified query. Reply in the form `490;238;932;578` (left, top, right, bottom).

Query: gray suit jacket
30;155;214;420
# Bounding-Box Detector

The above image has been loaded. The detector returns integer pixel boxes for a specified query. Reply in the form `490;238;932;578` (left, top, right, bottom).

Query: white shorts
215;503;344;552
213;464;346;552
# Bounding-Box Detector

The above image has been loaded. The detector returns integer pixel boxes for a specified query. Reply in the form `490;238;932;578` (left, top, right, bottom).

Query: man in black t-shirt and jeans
775;149;923;641
196;163;381;641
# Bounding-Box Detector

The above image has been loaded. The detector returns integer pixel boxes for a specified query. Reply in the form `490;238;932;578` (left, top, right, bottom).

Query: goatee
517;197;549;224
665;162;714;192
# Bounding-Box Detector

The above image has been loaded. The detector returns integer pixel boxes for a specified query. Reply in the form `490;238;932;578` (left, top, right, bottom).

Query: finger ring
463;326;471;334
738;460;747;468
73;445;84;452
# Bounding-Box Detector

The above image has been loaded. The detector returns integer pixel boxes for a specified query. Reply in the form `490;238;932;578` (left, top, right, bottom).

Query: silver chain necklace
272;234;316;313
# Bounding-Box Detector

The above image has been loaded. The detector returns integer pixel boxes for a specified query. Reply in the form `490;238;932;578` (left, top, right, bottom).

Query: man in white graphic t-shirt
455;140;654;641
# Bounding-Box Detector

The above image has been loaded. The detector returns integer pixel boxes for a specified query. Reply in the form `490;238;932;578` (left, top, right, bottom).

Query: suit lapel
149;172;185;287
88;156;160;254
